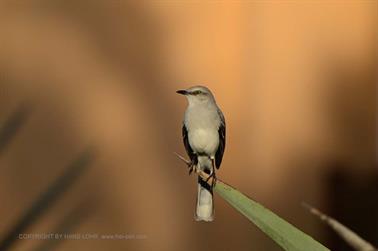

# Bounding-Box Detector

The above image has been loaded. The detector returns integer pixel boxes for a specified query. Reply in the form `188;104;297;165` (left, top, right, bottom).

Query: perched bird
177;86;226;222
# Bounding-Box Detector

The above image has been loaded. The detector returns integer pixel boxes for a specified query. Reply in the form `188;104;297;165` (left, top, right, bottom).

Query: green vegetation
214;180;330;251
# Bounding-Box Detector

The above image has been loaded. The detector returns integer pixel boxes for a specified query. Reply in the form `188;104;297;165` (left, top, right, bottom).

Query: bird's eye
191;90;201;95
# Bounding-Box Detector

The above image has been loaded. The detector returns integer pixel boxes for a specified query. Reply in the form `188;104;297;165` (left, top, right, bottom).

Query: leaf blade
215;181;330;251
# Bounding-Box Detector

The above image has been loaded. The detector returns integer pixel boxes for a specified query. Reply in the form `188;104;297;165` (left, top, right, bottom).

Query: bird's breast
188;128;219;156
184;104;221;156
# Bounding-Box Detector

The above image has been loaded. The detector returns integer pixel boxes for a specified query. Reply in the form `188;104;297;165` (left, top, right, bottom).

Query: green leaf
214;181;330;251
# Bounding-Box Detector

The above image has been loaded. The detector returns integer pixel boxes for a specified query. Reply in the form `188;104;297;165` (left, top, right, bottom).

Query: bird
177;85;226;222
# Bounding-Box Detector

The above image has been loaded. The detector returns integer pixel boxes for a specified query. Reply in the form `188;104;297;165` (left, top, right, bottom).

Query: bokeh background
0;1;376;250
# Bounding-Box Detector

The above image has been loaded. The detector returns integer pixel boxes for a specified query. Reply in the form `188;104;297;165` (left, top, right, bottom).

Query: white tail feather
195;182;214;221
195;156;214;222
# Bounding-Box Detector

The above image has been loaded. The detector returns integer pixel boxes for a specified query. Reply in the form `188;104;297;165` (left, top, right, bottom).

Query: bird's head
176;85;216;105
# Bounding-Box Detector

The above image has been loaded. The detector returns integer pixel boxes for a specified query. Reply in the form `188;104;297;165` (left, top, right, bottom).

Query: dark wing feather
215;112;226;169
182;125;197;165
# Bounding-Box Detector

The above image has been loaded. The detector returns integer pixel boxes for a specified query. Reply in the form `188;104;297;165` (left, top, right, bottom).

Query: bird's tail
195;175;214;221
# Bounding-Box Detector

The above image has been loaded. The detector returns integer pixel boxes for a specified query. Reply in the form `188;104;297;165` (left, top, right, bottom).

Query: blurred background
0;1;376;250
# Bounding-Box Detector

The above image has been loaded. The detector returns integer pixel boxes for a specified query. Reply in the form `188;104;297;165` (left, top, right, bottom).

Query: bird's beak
176;90;188;95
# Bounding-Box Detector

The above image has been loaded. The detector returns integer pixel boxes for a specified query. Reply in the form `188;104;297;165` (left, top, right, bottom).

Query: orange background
0;1;376;250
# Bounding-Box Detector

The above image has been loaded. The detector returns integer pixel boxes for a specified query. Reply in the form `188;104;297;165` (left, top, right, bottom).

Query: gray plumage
177;86;226;222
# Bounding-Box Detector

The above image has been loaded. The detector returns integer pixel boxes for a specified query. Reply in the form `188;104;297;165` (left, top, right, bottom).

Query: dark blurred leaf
0;104;30;155
0;148;95;251
32;198;96;251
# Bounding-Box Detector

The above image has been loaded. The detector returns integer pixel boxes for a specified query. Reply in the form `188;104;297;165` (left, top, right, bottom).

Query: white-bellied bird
177;86;226;222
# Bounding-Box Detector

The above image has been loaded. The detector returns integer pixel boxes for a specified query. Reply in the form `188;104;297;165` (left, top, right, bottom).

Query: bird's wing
215;111;226;169
182;124;197;165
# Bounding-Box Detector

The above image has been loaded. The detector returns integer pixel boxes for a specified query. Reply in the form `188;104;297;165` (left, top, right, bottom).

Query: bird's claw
188;162;195;175
205;171;217;188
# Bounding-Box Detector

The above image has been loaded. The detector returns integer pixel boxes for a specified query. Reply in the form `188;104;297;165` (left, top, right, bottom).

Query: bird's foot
188;162;195;175
205;170;217;188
